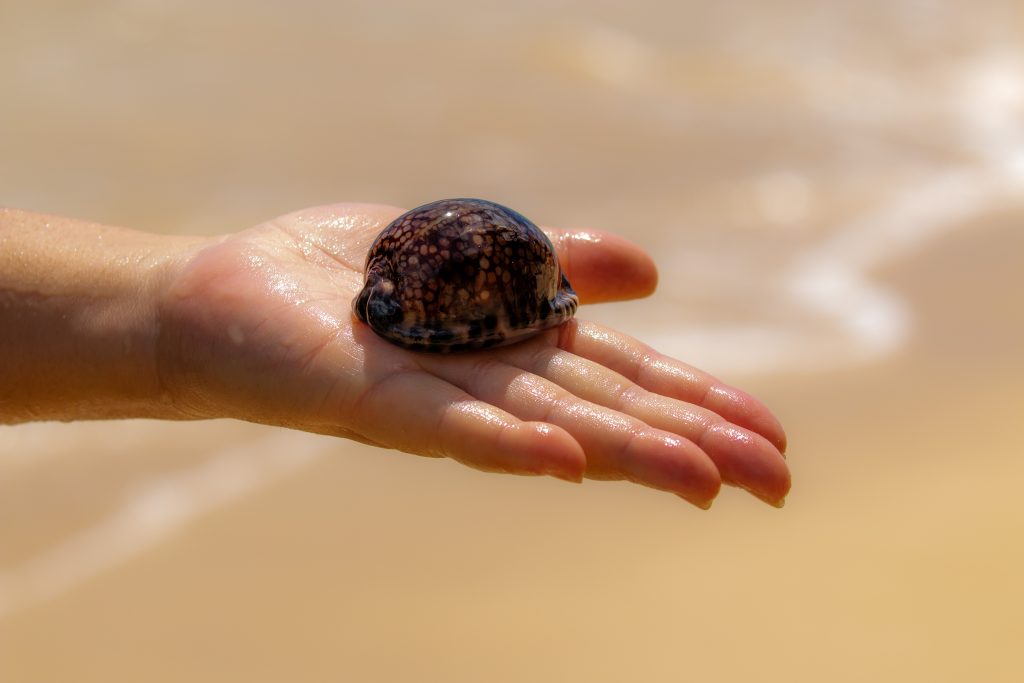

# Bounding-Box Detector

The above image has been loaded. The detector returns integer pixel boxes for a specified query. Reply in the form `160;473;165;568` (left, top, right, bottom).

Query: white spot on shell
227;324;245;346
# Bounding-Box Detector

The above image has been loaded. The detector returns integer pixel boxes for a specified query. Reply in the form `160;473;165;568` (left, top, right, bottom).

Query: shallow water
2;2;1023;681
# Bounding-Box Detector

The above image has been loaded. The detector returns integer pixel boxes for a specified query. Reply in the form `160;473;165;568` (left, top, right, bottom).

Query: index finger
545;229;658;304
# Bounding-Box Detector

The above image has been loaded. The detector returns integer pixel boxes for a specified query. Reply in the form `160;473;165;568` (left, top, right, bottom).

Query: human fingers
418;354;721;508
545;229;658;304
349;367;586;482
557;321;788;453
500;337;789;507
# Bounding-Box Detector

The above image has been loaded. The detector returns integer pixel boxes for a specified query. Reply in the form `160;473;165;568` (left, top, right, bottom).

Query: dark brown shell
353;198;578;352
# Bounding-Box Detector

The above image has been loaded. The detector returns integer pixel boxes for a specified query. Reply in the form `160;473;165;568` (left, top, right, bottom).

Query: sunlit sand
2;2;1022;681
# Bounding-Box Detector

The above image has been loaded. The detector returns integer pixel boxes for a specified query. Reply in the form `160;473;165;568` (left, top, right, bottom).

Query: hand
158;203;789;508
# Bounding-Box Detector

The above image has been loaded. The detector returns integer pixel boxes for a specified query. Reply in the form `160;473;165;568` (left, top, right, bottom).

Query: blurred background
1;1;1022;681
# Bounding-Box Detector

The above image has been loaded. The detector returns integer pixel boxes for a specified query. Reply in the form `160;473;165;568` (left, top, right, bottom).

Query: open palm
158;203;789;508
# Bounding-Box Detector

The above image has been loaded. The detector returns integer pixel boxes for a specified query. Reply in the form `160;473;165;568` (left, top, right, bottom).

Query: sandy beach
2;2;1023;681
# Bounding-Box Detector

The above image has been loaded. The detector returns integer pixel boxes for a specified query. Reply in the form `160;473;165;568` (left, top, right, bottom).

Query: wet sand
2;2;1023;681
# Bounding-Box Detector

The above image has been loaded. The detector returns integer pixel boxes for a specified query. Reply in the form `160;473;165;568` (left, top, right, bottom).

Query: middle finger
419;354;721;508
502;341;790;507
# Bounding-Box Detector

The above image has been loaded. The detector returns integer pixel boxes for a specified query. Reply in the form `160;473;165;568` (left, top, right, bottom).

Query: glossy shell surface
353;198;578;352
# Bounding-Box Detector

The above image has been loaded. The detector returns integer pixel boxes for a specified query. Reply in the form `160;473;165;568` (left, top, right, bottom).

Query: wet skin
157;203;790;509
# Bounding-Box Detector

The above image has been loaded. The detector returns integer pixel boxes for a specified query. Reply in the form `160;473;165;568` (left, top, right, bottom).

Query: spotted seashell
353;198;578;352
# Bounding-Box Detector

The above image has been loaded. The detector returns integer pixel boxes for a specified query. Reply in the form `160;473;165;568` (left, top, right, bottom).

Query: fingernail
543;466;583;484
678;493;714;510
742;482;787;509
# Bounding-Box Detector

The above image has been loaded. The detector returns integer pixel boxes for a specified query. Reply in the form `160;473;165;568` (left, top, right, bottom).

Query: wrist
0;208;208;423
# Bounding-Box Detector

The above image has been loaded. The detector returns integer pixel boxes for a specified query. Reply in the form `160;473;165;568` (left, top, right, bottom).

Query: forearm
0;208;202;423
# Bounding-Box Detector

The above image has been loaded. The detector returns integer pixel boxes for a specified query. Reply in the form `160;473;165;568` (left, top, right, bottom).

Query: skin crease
0;204;789;509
